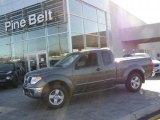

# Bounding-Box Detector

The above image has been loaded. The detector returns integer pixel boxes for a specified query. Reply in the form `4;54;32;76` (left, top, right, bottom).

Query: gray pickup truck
23;48;153;109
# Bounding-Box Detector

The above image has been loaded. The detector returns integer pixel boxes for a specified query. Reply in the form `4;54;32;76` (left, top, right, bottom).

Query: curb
118;99;160;120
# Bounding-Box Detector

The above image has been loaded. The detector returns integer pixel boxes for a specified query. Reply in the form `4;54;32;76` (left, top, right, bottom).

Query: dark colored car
23;48;153;109
0;62;21;88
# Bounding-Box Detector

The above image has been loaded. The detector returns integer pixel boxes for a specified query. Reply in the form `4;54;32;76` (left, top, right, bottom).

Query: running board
73;86;116;96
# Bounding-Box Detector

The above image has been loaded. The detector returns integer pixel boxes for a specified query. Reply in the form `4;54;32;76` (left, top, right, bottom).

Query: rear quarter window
102;51;112;65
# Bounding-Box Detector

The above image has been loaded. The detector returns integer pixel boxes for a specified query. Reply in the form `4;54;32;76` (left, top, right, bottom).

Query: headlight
30;76;42;84
6;76;12;80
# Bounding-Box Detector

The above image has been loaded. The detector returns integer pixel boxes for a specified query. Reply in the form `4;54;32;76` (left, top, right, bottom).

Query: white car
152;59;160;76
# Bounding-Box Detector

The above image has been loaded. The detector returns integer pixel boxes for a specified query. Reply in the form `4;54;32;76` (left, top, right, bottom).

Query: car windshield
0;63;14;72
54;53;79;67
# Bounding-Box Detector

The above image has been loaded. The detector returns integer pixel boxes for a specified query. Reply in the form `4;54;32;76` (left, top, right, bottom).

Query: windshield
54;53;79;67
0;63;14;72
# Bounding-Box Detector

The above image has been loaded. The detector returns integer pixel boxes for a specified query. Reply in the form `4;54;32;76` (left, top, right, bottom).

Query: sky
111;0;160;24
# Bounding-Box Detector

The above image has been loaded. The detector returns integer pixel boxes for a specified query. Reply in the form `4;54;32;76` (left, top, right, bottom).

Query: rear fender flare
123;64;145;82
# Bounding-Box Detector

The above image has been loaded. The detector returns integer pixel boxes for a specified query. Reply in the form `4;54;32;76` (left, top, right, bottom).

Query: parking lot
0;76;160;120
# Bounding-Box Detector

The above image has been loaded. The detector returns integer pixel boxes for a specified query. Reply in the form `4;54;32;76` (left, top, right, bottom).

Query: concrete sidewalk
119;99;160;120
118;78;160;120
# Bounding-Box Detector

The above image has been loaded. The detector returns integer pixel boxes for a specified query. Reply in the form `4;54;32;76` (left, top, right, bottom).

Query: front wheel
125;73;142;92
44;84;69;109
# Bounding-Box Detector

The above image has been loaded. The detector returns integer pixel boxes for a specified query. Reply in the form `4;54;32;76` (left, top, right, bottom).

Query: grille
0;74;6;80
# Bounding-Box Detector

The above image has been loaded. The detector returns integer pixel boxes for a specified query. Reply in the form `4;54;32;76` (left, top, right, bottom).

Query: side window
76;52;98;68
102;51;112;65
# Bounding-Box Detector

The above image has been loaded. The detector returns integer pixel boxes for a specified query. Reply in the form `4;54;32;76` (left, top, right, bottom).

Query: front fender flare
36;74;73;93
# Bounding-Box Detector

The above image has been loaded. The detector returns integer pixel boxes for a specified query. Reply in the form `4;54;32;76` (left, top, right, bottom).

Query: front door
73;52;103;93
28;51;48;71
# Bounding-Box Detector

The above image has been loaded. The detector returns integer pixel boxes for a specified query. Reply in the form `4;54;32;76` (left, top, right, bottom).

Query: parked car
0;62;21;88
152;59;160;76
23;48;153;109
123;53;150;57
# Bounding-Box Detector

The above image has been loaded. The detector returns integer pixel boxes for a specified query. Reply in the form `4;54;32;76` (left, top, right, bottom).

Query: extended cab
23;48;153;108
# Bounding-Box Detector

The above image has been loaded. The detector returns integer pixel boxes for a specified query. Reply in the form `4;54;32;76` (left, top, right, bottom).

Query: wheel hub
131;76;140;89
49;89;64;106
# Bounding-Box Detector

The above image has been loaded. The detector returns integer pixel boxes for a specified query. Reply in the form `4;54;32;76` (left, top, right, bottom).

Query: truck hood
26;67;63;77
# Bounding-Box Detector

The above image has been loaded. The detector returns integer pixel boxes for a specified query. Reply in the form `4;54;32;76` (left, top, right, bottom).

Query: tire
44;84;69;109
125;72;142;92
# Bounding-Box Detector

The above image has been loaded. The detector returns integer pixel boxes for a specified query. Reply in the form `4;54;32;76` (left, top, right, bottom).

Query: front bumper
0;79;12;85
153;68;160;74
23;86;43;99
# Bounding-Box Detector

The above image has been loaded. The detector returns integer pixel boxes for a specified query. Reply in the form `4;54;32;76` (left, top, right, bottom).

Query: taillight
150;60;154;69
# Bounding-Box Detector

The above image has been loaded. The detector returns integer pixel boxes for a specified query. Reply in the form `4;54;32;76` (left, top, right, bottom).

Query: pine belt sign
5;10;54;31
3;0;66;32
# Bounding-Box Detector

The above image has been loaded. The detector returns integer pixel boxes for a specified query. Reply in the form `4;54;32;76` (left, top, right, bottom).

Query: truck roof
80;48;111;53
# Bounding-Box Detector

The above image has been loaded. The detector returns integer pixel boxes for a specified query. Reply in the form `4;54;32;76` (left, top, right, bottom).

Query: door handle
96;68;102;71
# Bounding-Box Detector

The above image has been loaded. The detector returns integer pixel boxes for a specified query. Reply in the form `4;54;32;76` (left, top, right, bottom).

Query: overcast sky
111;0;160;24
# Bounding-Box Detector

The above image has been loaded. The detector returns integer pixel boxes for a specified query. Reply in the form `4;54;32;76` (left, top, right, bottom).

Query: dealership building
0;0;158;72
0;0;110;71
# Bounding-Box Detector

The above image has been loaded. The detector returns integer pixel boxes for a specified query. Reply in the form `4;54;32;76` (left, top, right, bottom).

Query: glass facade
0;0;108;71
69;0;108;51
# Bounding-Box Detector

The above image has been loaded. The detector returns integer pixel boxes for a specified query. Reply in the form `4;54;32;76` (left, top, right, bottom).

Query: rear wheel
44;84;69;109
125;72;142;92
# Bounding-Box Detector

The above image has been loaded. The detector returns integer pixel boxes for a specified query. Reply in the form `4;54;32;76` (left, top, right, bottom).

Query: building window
84;20;98;35
11;33;24;43
83;4;97;21
72;33;84;51
11;41;27;60
97;10;106;24
0;44;11;62
100;37;107;48
59;33;69;54
86;35;98;48
47;26;58;35
48;33;69;66
28;28;45;39
99;24;107;37
47;24;67;35
70;15;84;34
28;37;46;52
0;37;10;46
69;0;82;16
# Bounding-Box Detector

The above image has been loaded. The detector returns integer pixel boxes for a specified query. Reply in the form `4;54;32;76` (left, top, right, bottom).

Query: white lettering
29;14;36;25
13;21;20;30
45;10;48;21
11;21;14;30
5;21;11;31
48;10;53;20
5;10;55;31
20;19;26;28
37;14;45;23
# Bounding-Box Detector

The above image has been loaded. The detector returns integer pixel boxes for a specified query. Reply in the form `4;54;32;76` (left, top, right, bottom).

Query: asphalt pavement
0;76;160;120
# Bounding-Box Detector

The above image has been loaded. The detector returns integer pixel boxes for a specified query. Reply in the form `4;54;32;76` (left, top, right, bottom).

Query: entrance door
28;51;48;71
